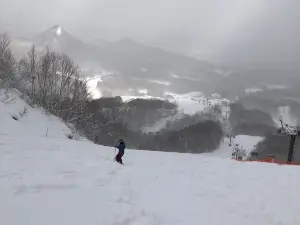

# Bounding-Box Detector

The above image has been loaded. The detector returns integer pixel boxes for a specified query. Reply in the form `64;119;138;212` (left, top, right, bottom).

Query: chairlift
251;152;258;157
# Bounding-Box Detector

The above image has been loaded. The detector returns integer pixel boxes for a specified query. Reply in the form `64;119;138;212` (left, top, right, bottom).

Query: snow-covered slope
211;135;264;159
1;88;300;225
0;89;71;138
1;134;300;225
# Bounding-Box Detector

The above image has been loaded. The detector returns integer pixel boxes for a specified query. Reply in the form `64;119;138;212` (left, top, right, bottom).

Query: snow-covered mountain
32;25;85;53
10;25;215;83
1;88;300;225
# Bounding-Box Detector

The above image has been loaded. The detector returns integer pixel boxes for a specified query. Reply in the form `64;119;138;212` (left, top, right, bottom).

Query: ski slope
212;135;264;159
1;135;300;225
1;89;300;225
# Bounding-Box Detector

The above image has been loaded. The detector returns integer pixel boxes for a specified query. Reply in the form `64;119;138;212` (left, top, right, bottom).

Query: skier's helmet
119;139;124;143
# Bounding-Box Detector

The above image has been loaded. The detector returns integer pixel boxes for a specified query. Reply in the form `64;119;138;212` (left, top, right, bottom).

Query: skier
114;139;126;164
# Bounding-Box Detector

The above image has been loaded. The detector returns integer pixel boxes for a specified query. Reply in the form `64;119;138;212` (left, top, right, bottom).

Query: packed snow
1;89;300;225
1;135;300;225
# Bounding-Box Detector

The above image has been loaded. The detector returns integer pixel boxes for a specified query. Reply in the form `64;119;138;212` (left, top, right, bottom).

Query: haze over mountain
2;0;300;160
1;0;300;64
11;25;213;81
8;24;300;113
1;2;300;224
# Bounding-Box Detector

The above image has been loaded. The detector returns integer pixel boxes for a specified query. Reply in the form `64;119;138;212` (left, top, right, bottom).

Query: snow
245;84;289;95
165;91;230;117
143;92;230;132
245;88;263;94
1;89;300;225
211;135;264;159
85;71;114;99
149;80;171;86
121;95;164;103
0;89;71;139
138;89;148;95
56;27;62;36
121;92;217;117
49;25;62;37
165;92;206;115
265;84;288;90
86;76;102;99
169;71;203;81
1;135;300;225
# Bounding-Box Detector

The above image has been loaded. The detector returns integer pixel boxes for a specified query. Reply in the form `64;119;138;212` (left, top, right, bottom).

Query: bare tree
18;46;129;142
18;45;38;97
18;47;93;127
19;107;28;118
0;34;16;87
0;89;16;104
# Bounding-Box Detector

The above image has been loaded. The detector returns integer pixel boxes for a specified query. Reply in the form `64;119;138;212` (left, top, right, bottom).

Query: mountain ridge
11;25;214;79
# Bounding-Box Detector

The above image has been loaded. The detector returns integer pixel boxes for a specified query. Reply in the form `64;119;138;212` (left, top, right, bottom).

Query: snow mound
1;135;300;225
0;89;71;139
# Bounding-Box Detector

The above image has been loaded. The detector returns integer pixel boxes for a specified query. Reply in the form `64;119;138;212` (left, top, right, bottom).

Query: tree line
0;34;97;136
0;34;225;153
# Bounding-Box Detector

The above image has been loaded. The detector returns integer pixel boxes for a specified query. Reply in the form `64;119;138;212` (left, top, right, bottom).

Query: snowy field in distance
140;91;230;132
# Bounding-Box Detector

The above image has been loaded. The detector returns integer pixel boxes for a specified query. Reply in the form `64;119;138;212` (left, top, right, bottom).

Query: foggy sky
0;0;299;63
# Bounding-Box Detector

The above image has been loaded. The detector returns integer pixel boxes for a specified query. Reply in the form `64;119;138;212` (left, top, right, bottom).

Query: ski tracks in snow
2;136;300;225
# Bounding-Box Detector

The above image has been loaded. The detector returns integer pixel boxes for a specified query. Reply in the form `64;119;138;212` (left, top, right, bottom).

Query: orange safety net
232;158;300;166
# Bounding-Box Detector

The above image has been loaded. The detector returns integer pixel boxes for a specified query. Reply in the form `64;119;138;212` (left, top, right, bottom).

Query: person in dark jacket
114;139;126;164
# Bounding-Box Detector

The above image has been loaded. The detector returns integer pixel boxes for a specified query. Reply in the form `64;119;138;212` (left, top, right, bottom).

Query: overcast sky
0;0;299;63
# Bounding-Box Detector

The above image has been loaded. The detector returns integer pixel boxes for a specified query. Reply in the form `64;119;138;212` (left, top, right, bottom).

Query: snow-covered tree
232;144;247;160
